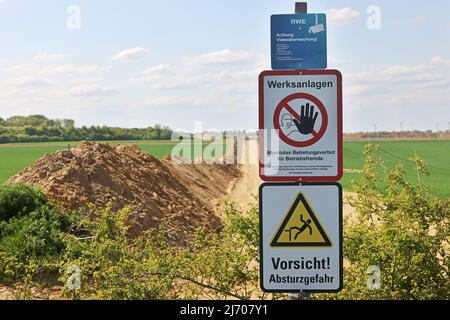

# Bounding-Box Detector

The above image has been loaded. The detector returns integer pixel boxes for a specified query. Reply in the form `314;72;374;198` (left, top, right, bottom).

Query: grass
342;140;450;197
0;146;63;183
0;141;172;183
0;140;223;183
1;139;449;197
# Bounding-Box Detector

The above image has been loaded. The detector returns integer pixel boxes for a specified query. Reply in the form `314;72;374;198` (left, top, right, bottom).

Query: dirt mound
164;155;241;211
7;141;240;244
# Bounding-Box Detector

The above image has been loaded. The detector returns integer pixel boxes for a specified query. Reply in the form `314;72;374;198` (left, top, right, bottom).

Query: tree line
344;130;450;141
0;115;173;143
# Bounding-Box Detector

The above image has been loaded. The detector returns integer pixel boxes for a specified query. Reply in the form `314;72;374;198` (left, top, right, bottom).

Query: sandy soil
225;163;356;217
222;163;260;210
223;140;357;218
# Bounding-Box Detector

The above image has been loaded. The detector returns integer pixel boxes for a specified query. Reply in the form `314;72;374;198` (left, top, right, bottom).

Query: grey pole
288;2;310;302
288;290;310;300
295;2;308;14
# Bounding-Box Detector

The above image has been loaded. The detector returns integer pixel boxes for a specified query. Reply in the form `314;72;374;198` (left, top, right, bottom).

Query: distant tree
24;126;38;136
61;119;75;129
0;115;173;143
5;115;50;127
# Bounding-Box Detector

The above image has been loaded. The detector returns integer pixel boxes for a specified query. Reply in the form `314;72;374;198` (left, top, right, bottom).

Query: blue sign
271;14;327;70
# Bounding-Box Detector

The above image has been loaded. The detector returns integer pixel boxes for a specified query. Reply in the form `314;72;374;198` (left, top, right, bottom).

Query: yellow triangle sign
271;193;332;247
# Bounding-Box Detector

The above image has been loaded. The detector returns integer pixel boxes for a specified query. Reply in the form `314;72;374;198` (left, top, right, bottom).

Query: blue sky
0;0;449;132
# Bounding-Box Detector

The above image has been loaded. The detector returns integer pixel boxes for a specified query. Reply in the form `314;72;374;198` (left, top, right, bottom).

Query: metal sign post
271;2;327;70
295;2;307;14
258;1;344;301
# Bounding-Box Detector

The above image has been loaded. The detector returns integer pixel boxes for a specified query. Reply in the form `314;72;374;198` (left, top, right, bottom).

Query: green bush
0;206;71;283
59;203;270;300
172;203;270;300
60;205;179;299
0;184;49;221
0;185;71;284
325;144;450;300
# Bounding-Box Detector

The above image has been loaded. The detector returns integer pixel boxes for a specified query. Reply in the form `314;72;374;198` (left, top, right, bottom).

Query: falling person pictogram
271;193;332;247
284;215;313;241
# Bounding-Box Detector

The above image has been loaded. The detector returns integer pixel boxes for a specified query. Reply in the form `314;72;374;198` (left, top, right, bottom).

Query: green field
1;140;449;197
342;140;450;197
0;141;171;184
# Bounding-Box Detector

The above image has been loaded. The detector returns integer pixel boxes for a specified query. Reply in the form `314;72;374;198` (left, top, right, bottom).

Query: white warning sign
259;70;343;182
259;183;343;293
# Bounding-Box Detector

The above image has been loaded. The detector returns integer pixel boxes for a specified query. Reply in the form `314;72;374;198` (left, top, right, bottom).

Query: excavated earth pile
7;141;241;244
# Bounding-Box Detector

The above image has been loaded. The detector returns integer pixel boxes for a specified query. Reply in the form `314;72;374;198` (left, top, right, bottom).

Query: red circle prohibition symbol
273;93;328;148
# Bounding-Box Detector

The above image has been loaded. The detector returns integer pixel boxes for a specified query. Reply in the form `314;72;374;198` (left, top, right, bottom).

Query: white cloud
113;47;150;61
0;54;112;107
3;63;39;75
41;64;101;75
430;56;450;67
130;49;265;91
142;64;176;76
183;49;261;66
342;56;450;131
345;84;370;95
325;7;361;24
33;52;65;63
380;64;426;76
125;48;264;127
68;84;118;97
3;75;51;87
139;95;214;108
3;62;103;77
5;88;40;98
137;64;178;84
346;58;450;88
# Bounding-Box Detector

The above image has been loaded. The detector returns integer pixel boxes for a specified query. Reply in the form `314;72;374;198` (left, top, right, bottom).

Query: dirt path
226;163;356;217
222;163;260;211
224;140;357;218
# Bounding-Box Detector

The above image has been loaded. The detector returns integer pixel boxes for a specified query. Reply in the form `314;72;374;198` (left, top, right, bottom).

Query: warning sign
259;70;343;182
271;193;331;247
259;183;343;293
273;93;328;148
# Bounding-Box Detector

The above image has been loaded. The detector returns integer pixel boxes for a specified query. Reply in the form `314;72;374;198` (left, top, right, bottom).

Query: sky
0;0;449;133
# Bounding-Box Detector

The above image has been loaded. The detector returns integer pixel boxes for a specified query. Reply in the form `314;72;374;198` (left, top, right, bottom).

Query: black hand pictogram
293;103;319;135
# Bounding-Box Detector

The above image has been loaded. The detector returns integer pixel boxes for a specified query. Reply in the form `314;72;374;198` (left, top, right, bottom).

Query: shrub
0;204;71;283
58;203;278;300
60;205;179;299
324;144;450;300
0;185;70;285
0;184;49;221
172;203;271;300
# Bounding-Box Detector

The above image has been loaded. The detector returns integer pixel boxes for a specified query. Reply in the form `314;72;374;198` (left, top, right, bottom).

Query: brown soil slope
164;155;241;211
7;141;240;244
